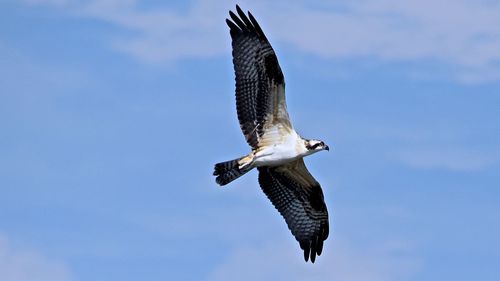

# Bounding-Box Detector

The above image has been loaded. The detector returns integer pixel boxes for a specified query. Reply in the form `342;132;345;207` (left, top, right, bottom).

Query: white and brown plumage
213;5;330;263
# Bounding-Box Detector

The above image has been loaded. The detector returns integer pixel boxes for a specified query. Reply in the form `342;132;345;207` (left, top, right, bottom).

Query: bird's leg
238;152;255;170
249;121;260;135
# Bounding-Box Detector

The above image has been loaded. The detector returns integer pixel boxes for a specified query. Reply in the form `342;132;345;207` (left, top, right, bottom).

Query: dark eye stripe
311;143;320;149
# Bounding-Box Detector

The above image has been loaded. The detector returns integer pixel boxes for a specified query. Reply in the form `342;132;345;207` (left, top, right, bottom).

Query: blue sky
1;0;499;280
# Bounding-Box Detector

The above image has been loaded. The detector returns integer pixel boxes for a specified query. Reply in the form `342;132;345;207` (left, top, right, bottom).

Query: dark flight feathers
258;159;329;263
226;5;286;149
225;5;329;263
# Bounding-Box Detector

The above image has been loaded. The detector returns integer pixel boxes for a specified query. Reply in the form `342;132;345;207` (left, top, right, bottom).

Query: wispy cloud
78;0;231;63
21;0;71;6
394;146;498;172
327;115;499;172
266;0;500;83
208;238;419;281
17;0;500;83
0;234;74;281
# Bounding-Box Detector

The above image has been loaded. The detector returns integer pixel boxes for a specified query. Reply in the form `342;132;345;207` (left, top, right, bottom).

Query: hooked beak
324;145;330;151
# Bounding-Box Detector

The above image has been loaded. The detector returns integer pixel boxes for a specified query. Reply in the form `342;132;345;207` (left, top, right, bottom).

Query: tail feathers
213;156;253;186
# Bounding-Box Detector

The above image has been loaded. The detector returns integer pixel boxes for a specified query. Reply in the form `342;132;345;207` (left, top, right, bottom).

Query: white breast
253;127;306;167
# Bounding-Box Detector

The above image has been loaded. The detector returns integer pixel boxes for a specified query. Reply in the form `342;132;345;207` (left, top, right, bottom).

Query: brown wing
258;159;329;263
226;5;292;149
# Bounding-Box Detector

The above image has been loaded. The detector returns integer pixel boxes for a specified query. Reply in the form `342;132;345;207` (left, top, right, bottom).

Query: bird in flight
213;5;330;263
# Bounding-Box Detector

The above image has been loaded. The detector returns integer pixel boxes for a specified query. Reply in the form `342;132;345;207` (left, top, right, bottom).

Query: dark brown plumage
258;160;329;263
226;5;287;149
223;5;330;263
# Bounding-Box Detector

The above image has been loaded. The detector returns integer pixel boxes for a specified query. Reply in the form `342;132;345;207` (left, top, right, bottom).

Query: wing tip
300;240;311;262
226;5;266;39
300;234;326;263
235;4;244;15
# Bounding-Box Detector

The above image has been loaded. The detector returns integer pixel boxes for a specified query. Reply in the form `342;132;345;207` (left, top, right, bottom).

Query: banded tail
214;155;254;185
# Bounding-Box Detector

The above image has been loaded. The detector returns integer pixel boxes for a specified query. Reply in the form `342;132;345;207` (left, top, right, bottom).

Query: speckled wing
257;159;329;263
226;5;292;149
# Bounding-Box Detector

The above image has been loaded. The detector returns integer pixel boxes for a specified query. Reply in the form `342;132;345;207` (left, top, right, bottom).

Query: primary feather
215;5;331;263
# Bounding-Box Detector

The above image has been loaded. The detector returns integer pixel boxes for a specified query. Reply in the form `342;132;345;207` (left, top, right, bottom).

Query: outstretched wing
226;5;292;149
258;159;329;263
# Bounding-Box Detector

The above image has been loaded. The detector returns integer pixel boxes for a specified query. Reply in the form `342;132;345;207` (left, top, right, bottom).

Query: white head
304;139;329;155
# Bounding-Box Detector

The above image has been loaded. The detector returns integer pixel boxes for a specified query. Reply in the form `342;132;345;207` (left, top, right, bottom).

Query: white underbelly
251;127;305;167
253;144;301;167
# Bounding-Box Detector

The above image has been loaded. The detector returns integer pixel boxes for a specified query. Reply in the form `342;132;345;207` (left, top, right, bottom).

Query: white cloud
260;0;500;83
394;146;498;172
0;234;74;281
21;0;72;6
208;237;419;281
326;118;499;172
18;0;500;82
76;0;230;63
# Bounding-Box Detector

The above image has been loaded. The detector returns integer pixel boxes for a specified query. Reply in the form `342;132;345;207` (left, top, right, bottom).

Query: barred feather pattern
213;157;253;186
226;5;290;149
258;159;329;263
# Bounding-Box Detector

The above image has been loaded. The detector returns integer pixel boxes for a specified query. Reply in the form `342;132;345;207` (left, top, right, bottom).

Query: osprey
214;5;330;263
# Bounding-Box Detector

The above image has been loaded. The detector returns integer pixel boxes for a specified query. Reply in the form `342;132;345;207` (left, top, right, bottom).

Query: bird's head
304;139;329;154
